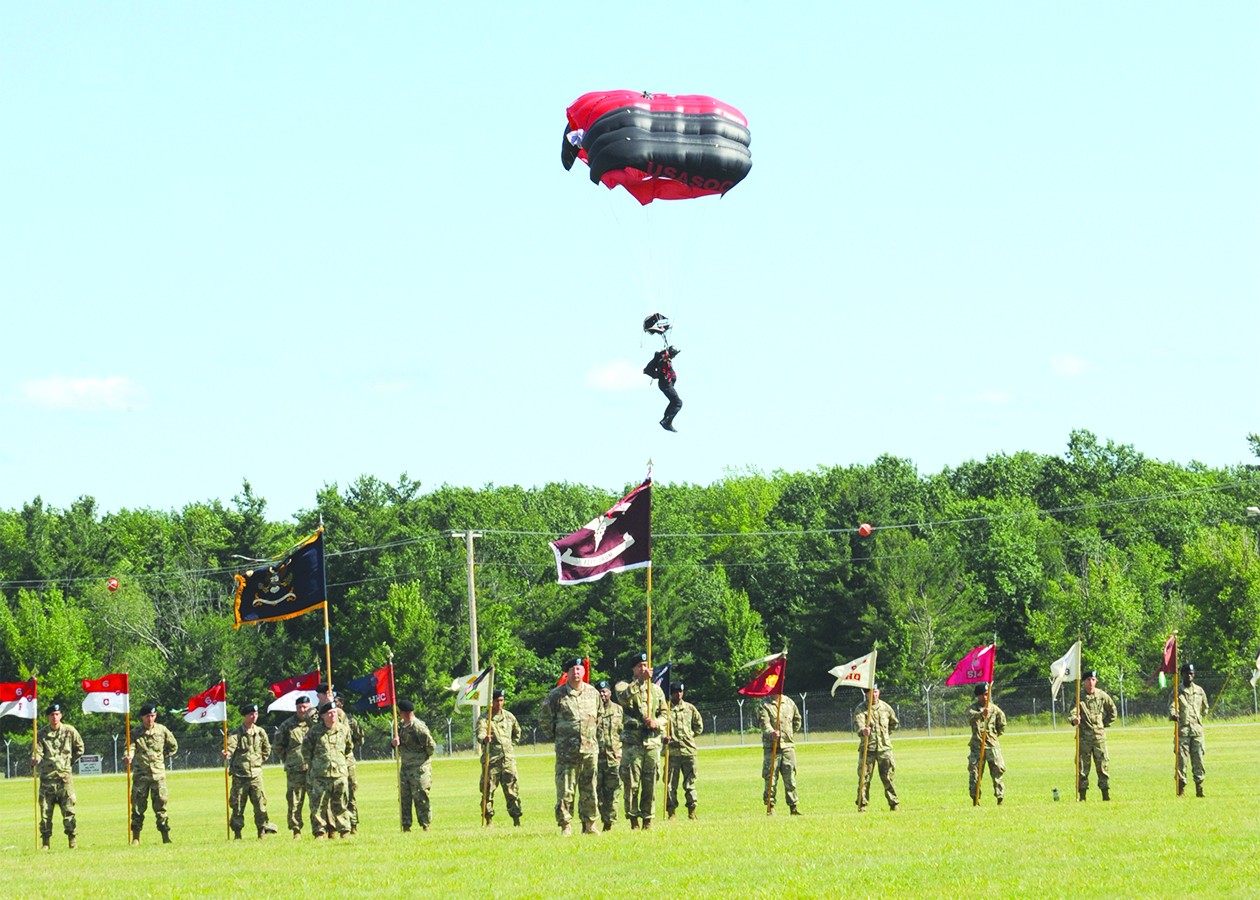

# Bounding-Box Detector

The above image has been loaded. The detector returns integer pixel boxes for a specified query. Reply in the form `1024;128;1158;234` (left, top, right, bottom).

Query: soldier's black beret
318;701;336;715
47;702;63;714
398;699;415;712
596;680;610;690
1180;663;1194;674
315;682;331;694
974;682;989;696
139;702;158;715
240;702;259;715
632;652;649;665
1083;669;1098;679
672;682;685;693
295;695;311;705
564;657;584;671
492;688;505;699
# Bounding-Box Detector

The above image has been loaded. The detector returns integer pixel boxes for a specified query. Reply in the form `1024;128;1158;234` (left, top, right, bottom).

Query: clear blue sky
3;4;1257;521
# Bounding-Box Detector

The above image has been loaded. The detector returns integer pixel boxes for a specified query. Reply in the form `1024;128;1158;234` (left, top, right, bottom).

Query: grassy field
2;721;1257;898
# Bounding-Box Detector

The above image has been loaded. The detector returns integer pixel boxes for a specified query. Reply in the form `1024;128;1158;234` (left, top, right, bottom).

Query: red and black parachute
562;90;752;205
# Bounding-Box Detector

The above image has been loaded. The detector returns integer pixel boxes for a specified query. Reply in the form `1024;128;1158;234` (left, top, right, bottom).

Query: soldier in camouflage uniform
33;702;84;849
595;679;623;831
760;692;803;815
392;698;437;832
664;682;703;820
1069;669;1118;801
302;701;353;837
477;688;523;826
1170;662;1209;797
128;702;179;844
540;657;600;836
966;683;1007;805
273;695;312;837
855;685;898;812
335;695;365;834
617;652;668;830
224;702;278;838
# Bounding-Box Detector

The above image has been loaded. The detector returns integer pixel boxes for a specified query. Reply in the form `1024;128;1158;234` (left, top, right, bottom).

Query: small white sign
78;754;103;776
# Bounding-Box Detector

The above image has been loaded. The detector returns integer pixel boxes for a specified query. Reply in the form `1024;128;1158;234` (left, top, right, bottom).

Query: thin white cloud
1051;353;1089;377
22;376;147;411
587;360;648;391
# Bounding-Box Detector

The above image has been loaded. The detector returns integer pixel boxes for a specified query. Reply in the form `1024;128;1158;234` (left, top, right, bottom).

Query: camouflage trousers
131;773;170;834
1177;731;1206;786
229;773;272;833
39;775;77;837
968;742;1006;802
309;774;350;836
764;744;798;810
400;765;432;830
666;753;698;813
284;769;308;833
347;762;359;829
1077;738;1109;793
597;757;621;825
857;748;897;809
620;744;659;822
554;752;598;827
480;757;522;821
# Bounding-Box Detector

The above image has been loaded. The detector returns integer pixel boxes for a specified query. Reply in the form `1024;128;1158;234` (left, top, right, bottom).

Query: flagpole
646;563;653;668
481;667;495;826
31;676;39;851
125;705;134;843
388;651;401;832
766;656;786;816
222;677;231;839
973;650;994;806
1171;632;1180;797
1073;659;1081;802
859;682;874;810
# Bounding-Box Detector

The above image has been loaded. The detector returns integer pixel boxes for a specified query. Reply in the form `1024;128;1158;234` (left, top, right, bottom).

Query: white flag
1250;650;1260;688
447;669;490;708
1050;640;1082;699
828;650;878;695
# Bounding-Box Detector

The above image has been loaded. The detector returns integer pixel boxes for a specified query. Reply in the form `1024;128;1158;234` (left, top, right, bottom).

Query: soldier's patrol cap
974;682;989;696
139;702;158;715
295;695;311;706
1083;669;1098;679
1180;662;1194;675
492;688;505;699
398;699;415;713
672;682;685;693
564;657;584;671
46;702;63;714
632;651;649;666
240;702;259;715
315;682;331;694
596;680;610;690
318;701;336;715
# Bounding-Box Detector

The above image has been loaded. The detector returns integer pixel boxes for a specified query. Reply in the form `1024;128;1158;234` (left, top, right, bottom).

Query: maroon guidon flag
945;645;995;686
550;479;652;584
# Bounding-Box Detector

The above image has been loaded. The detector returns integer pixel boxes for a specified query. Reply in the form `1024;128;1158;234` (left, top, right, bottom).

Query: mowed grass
2;721;1258;898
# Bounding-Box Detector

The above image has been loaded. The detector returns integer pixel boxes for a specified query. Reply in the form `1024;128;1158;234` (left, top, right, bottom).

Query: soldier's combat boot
161;828;172;844
293;830;302;839
581;819;597;834
1078;790;1087;802
642;818;653;831
1196;783;1204;797
629;816;639;830
512;815;521;827
688;808;698;820
668;810;676;820
560;823;573;836
602;821;612;831
1100;786;1110;801
130;832;141;846
40;835;50;850
233;828;242;840
1177;779;1185;796
791;806;802;815
68;835;77;849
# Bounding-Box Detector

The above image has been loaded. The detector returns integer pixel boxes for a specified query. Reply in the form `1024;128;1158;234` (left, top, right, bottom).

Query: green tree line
2;430;1258;738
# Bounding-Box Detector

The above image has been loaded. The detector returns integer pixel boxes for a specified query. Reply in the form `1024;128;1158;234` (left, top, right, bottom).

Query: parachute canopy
562;90;752;205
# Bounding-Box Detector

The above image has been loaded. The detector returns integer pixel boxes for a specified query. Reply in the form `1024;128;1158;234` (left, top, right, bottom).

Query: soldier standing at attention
128;702;179;844
664;682;703;820
540;657;600;836
33;701;84;849
273;695;312;838
335;695;366;834
1170;662;1209;797
302;701;353;838
595;679;623;831
392;698;437;832
617;652;668;830
1069;669;1118;801
224;702;279;839
760;691;803;815
477;687;523;826
966;683;1007;805
855;685;898;812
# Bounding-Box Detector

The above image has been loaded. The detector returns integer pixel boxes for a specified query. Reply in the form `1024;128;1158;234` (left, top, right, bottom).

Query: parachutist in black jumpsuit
646;347;682;432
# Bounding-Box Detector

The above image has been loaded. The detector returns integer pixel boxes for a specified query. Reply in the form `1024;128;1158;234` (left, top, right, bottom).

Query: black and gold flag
232;530;326;628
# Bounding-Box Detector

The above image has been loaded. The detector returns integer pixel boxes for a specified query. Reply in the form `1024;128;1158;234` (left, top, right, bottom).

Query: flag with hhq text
1050;641;1082;700
550;480;651;584
1156;633;1177;688
945;645;995;687
739;655;786;697
347;664;396;712
449;666;493;708
233;530;327;628
828;650;877;695
267;669;321;713
183;681;227;724
0;677;37;720
82;673;129;714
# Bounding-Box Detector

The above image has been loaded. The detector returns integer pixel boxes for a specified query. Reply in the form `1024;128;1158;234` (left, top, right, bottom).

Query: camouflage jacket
1172;683;1209;736
855;699;898;753
226;723;271;777
302;718;353;780
344;712;365;763
596;699;623;763
397;717;436;770
760;695;803;748
1074;689;1118;740
477;709;520;763
274;713;310;774
617;679;668;751
35;724;84;780
306;705;355;761
967;700;1006;749
666;700;704;757
540;681;600;759
131;723;178;777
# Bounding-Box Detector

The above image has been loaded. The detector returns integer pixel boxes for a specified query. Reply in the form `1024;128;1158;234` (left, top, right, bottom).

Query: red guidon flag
0;677;38;720
184;681;227;724
945;645;995;687
267;669;321;713
82;673;129;714
550;480;651;584
739;655;786;698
